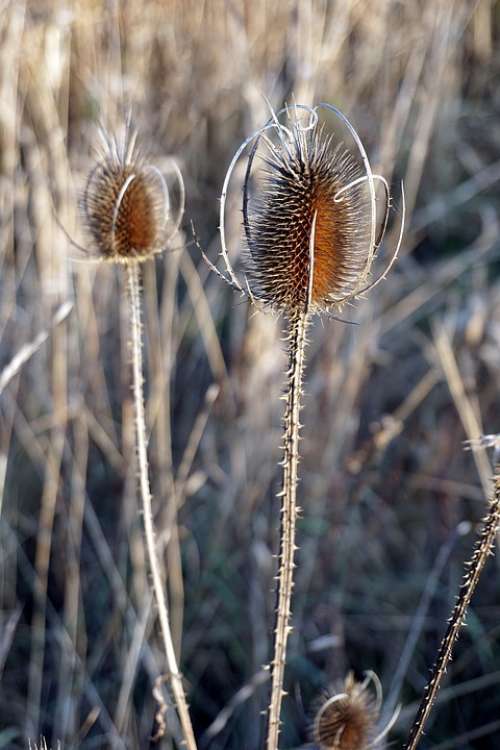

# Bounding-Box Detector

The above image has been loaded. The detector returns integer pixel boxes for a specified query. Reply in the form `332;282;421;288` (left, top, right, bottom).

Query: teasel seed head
208;102;404;317
313;671;402;750
246;128;370;312
80;121;184;263
27;740;56;750
313;673;378;750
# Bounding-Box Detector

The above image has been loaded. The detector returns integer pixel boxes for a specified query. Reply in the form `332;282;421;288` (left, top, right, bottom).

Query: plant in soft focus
80;125;184;264
313;672;398;750
404;437;500;750
203;102;404;750
28;740;60;750
78;121;197;750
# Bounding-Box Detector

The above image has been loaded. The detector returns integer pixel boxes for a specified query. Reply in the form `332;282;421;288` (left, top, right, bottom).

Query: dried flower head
313;672;400;750
204;103;404;317
314;673;378;750
80;121;184;263
246;128;371;311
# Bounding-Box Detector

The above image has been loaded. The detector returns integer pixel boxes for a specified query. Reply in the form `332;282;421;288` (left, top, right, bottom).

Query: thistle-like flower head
246;126;369;311
80;121;184;263
313;672;399;750
208;103;404;317
314;673;378;750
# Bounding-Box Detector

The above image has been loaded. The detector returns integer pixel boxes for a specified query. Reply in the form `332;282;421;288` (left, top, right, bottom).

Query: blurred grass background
1;0;500;748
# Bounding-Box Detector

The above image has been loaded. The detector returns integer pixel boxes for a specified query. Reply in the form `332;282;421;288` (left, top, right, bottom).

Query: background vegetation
1;1;500;748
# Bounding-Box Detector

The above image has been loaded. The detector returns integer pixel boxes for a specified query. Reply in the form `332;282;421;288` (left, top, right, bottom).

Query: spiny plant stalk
202;102;404;749
268;309;309;750
78;120;195;750
405;459;500;750
127;262;197;750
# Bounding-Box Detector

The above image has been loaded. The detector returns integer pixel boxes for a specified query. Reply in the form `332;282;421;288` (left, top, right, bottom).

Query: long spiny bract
405;466;500;750
246;126;369;314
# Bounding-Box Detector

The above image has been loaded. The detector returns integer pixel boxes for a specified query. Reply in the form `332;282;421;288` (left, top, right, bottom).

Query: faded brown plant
246;133;370;312
81;124;183;263
204;102;404;750
314;674;378;750
78;123;196;750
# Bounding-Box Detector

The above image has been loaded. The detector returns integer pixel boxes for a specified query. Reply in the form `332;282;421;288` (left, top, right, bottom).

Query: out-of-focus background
1;1;500;748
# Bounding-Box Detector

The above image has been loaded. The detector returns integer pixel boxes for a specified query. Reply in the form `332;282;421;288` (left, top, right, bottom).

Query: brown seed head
244;120;371;313
81;127;177;263
313;673;378;750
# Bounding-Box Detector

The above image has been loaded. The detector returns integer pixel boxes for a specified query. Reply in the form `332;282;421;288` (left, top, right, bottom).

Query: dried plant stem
126;262;197;750
267;310;309;750
405;465;500;750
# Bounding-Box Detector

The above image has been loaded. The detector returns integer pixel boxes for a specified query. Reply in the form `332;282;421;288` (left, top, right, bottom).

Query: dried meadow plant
80;124;184;264
404;438;500;750
203;102;405;750
78;121;196;750
313;672;399;750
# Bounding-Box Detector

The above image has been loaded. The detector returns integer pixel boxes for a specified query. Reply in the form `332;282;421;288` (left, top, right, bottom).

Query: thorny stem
266;310;309;750
405;464;500;750
127;262;198;750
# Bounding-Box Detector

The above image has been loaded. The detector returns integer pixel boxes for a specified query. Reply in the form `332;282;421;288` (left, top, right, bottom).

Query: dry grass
1;1;500;749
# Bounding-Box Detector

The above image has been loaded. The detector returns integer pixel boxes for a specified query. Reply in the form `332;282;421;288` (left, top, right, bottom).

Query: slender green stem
405;465;500;750
127;262;198;750
266;310;309;750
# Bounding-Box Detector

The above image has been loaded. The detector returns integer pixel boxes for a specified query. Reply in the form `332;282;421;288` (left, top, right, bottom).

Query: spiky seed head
313;673;378;750
245;121;371;313
28;740;57;750
81;126;175;263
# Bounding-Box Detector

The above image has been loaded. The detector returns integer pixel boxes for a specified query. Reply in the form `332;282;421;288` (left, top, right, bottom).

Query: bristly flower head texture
313;672;399;750
245;126;369;312
314;673;378;750
207;102;404;317
80;119;184;263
